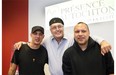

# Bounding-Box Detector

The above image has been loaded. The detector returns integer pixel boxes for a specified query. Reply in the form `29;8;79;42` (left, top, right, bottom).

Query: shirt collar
50;35;68;41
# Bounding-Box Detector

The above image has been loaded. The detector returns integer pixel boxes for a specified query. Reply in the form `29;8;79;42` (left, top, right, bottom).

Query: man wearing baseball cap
8;26;48;75
31;26;44;34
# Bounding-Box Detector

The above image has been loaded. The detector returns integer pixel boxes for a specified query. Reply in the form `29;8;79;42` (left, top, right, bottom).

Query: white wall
89;21;114;56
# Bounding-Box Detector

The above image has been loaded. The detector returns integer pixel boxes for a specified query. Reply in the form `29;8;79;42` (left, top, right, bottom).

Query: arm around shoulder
91;35;111;55
14;41;27;50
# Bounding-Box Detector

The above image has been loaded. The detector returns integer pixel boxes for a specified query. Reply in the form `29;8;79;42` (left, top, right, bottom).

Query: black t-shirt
11;44;48;75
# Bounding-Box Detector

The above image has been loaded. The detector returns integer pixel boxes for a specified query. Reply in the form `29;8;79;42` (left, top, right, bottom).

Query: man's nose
56;26;59;30
78;31;83;35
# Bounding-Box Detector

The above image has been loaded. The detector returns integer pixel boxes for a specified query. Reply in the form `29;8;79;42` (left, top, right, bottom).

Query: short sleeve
11;50;19;65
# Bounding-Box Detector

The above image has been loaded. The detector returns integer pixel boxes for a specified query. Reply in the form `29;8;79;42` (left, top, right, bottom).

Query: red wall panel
2;0;28;75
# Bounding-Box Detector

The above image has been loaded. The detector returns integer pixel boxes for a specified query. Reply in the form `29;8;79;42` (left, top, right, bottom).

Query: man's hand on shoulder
13;41;26;50
100;40;111;55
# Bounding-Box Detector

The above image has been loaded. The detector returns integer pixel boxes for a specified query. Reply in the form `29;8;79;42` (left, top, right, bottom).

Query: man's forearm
8;63;17;75
8;69;16;75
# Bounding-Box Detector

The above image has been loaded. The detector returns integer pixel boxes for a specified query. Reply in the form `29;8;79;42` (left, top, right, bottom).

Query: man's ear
43;35;45;39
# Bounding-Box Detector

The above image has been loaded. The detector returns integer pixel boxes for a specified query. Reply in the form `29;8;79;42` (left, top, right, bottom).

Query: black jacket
62;37;114;75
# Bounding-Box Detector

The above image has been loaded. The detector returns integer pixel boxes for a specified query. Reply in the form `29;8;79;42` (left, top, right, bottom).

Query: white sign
45;0;114;29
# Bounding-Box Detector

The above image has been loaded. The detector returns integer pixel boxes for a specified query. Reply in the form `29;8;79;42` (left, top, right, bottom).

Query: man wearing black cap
13;17;111;75
8;26;48;75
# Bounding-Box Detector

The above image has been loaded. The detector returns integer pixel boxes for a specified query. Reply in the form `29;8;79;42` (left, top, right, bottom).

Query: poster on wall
45;0;114;30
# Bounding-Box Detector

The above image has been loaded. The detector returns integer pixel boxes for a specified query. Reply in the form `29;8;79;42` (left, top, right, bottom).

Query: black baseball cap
49;17;64;26
31;26;44;34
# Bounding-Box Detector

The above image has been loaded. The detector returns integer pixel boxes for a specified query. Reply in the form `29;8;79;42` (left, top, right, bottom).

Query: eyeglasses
51;25;63;30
